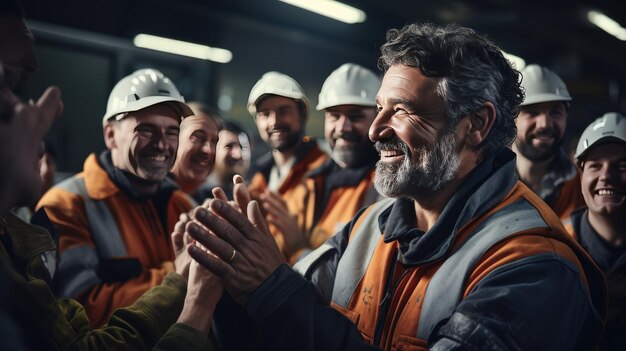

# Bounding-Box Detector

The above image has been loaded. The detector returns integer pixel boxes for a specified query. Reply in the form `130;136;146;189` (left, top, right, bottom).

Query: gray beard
374;130;460;200
332;142;376;168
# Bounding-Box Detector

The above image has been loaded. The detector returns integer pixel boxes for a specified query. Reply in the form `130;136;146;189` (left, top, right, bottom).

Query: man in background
170;102;223;204
246;71;329;257
512;64;585;220
38;68;195;327
264;63;381;263
566;112;626;350
202;120;251;201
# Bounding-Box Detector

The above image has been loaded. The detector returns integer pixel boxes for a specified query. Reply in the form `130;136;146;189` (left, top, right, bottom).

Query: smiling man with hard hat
267;63;382;263
565;112;626;350
37;68;196;327
512;64;585;220
246;71;329;258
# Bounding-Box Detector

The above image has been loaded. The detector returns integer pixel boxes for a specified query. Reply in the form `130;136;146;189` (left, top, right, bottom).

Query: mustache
529;128;558;139
374;138;408;153
332;131;360;143
268;124;291;134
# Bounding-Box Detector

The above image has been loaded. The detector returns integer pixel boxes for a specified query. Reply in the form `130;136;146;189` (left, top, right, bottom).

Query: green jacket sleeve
153;323;215;351
63;273;187;350
4;213;190;350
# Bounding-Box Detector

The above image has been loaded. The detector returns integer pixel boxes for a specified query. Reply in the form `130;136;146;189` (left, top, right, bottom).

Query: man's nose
535;112;553;130
337;116;352;134
369;110;393;142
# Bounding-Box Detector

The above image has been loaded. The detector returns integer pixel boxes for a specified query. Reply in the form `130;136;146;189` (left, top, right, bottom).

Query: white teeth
597;189;616;196
382;150;402;157
151;155;166;162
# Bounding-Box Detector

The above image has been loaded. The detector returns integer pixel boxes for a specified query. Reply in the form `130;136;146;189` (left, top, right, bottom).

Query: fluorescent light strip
587;10;626;41
279;0;366;24
133;34;233;63
502;50;526;70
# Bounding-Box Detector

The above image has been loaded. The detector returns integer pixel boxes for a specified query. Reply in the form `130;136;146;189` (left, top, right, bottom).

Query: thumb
233;174;251;213
35;86;62;131
248;200;271;237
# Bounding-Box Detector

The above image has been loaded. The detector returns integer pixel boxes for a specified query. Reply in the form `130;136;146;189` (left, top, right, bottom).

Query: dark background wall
17;0;626;173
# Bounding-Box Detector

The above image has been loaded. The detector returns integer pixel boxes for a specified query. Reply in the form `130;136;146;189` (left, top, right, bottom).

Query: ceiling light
133;34;233;63
587;10;626;41
502;50;526;71
279;0;366;24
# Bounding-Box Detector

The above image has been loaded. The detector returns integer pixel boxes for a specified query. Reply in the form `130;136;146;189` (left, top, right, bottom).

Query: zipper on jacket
373;249;408;347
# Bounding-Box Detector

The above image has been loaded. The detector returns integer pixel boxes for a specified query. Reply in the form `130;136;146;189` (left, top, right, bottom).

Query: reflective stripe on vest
307;198;549;341
416;199;548;339
57;177;127;258
293;198;395;303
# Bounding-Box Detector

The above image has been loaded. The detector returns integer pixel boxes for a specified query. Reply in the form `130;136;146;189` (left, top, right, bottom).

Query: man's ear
465;102;496;148
103;122;117;150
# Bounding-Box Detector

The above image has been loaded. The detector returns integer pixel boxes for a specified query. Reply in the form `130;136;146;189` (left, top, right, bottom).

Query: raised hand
176;253;223;334
186;199;285;305
260;190;307;258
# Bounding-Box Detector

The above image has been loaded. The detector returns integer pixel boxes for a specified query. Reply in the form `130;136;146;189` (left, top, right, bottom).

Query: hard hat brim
247;92;310;116
520;94;572;107
103;96;194;123
316;97;377;111
575;136;626;162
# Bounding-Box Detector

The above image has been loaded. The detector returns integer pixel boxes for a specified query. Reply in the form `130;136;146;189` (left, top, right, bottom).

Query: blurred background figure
566;112;626;351
276;63;382;263
246;71;329;257
0;0;37;92
512;64;585;221
170;101;223;203
200;119;251;201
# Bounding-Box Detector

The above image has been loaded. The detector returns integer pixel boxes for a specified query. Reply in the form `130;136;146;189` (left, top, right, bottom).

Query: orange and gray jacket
286;159;379;262
248;137;329;255
215;149;606;351
36;151;194;327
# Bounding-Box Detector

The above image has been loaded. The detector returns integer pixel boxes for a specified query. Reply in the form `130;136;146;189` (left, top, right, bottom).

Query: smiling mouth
381;150;403;157
194;158;212;168
149;155;166;163
595;189;625;196
594;188;626;204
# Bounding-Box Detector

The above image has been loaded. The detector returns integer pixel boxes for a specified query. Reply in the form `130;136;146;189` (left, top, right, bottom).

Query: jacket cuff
246;264;309;325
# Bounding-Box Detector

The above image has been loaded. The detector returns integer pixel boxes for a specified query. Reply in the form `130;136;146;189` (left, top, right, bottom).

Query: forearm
60;273;187;350
78;264;175;327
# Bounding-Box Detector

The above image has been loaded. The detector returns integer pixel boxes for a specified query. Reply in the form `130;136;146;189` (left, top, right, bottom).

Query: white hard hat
317;63;381;111
519;64;571;107
575;112;626;163
247;71;309;116
103;68;193;124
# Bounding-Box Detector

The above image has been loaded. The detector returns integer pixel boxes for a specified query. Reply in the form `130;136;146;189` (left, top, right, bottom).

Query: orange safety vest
286;163;378;262
37;153;193;327
296;183;605;350
248;138;329;256
552;173;585;221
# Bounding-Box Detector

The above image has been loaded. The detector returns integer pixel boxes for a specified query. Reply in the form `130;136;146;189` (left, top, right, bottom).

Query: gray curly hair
379;23;524;156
